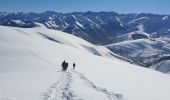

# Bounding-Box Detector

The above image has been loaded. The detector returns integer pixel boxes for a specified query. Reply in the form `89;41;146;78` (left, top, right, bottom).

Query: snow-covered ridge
162;16;169;20
127;17;150;25
0;25;170;100
106;38;170;73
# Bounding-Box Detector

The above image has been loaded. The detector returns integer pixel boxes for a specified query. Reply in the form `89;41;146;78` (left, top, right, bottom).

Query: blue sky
0;0;169;14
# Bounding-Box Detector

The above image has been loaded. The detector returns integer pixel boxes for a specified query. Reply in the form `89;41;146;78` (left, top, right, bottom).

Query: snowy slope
0;25;170;100
106;38;170;72
106;39;161;58
151;60;170;73
113;25;150;43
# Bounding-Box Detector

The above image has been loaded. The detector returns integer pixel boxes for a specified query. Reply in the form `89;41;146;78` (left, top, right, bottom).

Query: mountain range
0;11;170;73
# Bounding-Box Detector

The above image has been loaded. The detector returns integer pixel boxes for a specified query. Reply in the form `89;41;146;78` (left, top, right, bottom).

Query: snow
48;16;53;20
84;17;94;23
127;17;149;24
115;16;124;27
0;70;61;100
131;25;149;38
75;21;84;28
0;25;170;100
45;21;59;28
63;21;69;26
0;12;8;16
151;60;170;73
71;15;77;20
11;20;25;25
106;39;162;57
162;16;169;20
43;71;122;100
112;25;150;43
84;17;104;30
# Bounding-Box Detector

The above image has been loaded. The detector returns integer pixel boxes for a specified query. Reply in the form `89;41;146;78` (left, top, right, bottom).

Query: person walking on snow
61;60;65;71
61;60;68;71
73;63;76;70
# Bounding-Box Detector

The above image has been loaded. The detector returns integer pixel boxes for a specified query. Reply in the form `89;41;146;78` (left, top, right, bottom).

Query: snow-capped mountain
0;11;170;73
1;25;170;100
0;11;125;44
0;11;170;44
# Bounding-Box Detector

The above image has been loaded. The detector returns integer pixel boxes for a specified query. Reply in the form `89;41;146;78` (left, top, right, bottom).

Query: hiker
61;60;65;71
61;60;68;71
73;63;76;70
65;62;68;71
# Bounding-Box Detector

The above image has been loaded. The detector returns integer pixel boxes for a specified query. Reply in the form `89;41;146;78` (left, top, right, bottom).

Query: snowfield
0;25;170;100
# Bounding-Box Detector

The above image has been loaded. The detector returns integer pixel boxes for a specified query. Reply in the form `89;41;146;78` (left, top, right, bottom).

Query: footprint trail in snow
42;72;81;100
73;71;123;100
42;71;124;100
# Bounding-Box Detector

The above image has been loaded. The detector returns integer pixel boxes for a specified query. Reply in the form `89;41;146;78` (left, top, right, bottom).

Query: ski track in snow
42;71;124;100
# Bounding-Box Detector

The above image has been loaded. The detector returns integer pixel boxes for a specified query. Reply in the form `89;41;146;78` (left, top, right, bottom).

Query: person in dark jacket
61;60;68;71
73;63;76;70
65;62;68;71
61;60;65;71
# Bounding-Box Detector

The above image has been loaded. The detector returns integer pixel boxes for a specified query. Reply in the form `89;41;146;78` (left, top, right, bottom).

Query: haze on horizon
0;0;170;14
